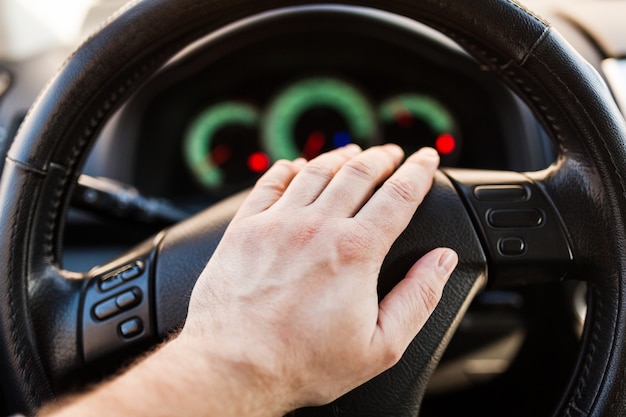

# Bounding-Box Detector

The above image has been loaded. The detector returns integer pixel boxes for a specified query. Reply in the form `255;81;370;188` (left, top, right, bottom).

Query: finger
234;158;306;219
313;144;404;217
272;144;362;209
354;147;439;249
371;248;457;368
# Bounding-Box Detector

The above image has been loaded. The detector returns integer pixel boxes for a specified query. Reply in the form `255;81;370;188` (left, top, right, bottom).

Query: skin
43;144;458;417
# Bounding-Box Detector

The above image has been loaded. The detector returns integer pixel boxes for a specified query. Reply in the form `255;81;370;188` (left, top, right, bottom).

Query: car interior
1;0;626;416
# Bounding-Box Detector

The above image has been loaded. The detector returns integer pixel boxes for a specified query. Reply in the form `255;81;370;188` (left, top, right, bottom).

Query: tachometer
379;94;461;165
263;77;377;160
183;101;270;193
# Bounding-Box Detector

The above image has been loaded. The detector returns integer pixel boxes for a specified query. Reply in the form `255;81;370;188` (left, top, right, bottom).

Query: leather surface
0;0;625;416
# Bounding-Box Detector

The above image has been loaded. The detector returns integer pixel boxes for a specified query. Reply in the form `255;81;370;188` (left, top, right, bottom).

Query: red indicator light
303;131;326;160
248;152;270;173
211;144;232;165
435;133;456;155
394;108;414;128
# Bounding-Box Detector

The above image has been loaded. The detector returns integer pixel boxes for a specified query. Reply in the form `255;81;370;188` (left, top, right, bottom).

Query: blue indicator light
333;131;352;148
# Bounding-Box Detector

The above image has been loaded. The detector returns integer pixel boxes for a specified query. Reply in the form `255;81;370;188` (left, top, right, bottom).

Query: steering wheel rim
1;1;626;416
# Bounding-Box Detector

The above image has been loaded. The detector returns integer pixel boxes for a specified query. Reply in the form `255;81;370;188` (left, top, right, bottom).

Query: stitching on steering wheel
506;0;549;26
8;183;44;403
42;55;169;261
508;59;612;417
432;25;569;156
43;163;68;261
530;46;626;416
536;53;626;198
566;284;605;417
507;71;567;154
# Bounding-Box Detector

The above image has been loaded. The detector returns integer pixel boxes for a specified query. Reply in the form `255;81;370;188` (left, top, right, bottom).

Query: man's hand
182;144;457;413
44;145;457;417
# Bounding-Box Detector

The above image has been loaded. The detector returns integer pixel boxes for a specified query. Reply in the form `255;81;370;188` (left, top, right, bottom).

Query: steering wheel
1;0;626;416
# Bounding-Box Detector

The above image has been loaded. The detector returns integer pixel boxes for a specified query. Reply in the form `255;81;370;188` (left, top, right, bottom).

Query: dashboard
85;6;553;211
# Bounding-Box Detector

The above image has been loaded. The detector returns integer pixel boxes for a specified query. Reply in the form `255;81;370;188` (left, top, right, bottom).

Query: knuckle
304;161;335;182
335;229;370;262
255;177;287;196
384;175;420;204
344;159;376;181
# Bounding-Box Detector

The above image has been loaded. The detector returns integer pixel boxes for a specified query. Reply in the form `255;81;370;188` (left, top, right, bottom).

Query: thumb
371;248;458;367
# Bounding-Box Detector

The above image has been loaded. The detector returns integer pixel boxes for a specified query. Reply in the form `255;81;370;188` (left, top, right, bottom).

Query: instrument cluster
182;76;462;195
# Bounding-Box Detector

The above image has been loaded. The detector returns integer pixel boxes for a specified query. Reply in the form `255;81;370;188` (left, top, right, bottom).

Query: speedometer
183;101;270;193
379;94;461;165
262;77;377;160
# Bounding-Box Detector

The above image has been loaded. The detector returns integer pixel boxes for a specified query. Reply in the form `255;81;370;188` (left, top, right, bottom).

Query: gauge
263;77;377;161
379;94;461;165
183;102;270;193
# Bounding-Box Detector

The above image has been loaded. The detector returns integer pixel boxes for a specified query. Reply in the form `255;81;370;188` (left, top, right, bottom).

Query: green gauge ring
263;77;376;160
184;102;260;190
379;94;456;136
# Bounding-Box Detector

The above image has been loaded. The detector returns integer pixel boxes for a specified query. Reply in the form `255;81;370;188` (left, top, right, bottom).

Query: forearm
41;335;287;417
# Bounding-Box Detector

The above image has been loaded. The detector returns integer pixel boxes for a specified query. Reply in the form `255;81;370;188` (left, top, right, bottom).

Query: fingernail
438;249;458;276
419;147;440;161
413;148;440;171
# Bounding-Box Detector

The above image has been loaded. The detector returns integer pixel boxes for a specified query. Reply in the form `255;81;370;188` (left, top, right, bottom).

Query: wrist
169;331;291;417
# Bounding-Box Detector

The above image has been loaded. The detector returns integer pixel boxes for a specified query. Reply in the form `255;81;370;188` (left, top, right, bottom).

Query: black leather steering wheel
1;0;626;416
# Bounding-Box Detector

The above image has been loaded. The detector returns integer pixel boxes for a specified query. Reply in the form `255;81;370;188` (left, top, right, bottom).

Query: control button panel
445;169;572;286
82;243;156;364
